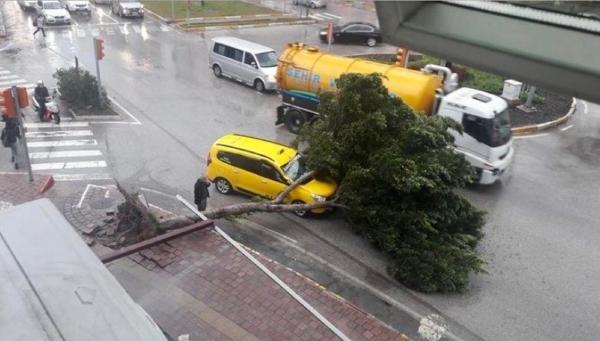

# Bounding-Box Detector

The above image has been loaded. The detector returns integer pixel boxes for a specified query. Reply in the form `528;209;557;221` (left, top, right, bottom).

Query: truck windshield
489;109;512;147
256;51;278;68
282;155;307;181
463;110;512;147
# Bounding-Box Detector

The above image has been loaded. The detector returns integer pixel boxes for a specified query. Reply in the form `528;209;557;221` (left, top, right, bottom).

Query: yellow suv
206;134;337;217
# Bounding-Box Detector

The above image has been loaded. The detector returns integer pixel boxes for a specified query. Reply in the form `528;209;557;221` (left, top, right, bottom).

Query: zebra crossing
308;12;342;22
62;23;172;39
23;121;112;181
0;66;36;90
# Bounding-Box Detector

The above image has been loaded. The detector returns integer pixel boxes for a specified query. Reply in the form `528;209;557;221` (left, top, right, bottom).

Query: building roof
0;199;167;341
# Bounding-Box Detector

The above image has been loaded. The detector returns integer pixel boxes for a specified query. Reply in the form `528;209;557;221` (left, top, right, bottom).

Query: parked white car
36;0;71;24
111;0;144;18
63;0;91;13
18;0;38;10
293;0;327;9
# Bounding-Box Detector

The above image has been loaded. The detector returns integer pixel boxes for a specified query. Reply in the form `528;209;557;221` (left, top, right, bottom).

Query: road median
511;97;576;135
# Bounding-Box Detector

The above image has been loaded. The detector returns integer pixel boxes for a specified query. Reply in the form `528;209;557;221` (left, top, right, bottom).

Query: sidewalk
108;228;410;341
0;173;53;208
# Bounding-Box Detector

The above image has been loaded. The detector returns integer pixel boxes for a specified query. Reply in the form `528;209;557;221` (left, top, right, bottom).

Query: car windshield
44;2;62;9
487;109;512;147
256;51;278;68
281;155;308;181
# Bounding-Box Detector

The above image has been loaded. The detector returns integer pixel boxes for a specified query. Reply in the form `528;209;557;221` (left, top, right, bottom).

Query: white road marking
91;28;100;37
25;121;89;128
0;70;11;74
321;12;342;19
32;160;107;171
560;124;575;132
108;96;141;124
513;133;549;140
105;27;115;35
0;75;18;80
27;139;98;148
76;28;86;38
0;79;26;86
77;183;109;208
26;130;94;138
53;173;112;182
140;187;174;198
309;14;323;20
22;83;36;89
582;100;588;114
160;24;170;32
29;150;102;159
132;25;141;34
119;25;128;35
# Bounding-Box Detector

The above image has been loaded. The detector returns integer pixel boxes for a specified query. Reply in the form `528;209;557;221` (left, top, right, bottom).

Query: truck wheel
366;38;377;47
213;65;222;78
215;178;232;195
254;79;265;92
285;109;306;134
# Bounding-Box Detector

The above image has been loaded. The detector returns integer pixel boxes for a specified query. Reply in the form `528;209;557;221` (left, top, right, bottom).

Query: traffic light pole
93;38;104;108
12;86;33;182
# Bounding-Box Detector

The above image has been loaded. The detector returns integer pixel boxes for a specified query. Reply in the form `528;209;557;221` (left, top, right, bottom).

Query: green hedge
53;67;108;110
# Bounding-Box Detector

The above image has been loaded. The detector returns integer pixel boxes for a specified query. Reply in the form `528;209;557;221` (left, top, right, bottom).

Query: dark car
319;22;382;47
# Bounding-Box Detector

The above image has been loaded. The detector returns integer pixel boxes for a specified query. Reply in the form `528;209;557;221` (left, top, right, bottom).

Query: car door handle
261;180;267;184
233;170;240;174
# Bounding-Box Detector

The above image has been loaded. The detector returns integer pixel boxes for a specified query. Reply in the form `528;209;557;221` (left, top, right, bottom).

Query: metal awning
375;1;600;103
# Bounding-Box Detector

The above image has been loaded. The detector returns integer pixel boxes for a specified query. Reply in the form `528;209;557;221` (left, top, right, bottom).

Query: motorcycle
32;89;60;124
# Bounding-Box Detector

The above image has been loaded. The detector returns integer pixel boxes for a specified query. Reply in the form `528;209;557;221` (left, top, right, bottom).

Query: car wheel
366;37;377;47
284;109;306;134
215;178;232;195
292;200;309;218
254;79;265;92
213;65;222;78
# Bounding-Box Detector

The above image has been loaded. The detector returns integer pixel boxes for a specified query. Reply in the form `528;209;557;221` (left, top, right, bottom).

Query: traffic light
17;87;28;108
0;88;16;118
95;38;105;60
395;48;408;67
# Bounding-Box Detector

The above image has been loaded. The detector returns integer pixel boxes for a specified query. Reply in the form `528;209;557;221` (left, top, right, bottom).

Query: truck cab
438;88;514;184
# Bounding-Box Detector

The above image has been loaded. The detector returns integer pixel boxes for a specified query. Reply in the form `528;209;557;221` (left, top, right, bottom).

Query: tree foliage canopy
300;73;485;292
54;67;108;110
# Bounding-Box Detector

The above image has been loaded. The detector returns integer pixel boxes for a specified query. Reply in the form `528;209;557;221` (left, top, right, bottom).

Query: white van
208;37;278;92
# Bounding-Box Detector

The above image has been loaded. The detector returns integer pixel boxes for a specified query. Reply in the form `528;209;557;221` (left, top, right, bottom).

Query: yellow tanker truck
275;43;514;184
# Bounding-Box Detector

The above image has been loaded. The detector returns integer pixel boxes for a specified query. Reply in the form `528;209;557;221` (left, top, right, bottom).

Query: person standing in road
33;14;46;38
194;176;211;211
1;118;21;170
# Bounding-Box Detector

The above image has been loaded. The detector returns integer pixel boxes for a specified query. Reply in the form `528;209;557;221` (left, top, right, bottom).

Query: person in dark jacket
2;118;20;169
34;80;50;121
33;14;46;38
194;176;211;211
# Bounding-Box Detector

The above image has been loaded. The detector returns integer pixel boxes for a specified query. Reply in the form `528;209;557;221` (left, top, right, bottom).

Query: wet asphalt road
2;1;600;340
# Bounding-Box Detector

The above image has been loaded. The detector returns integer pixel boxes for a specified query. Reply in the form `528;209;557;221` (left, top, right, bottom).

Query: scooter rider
34;80;49;121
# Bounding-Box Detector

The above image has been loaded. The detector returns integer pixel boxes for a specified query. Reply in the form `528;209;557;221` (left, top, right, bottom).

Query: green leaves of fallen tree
300;73;485;293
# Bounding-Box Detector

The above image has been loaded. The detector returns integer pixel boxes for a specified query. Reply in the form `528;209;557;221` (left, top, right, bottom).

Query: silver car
208;37;278;92
293;0;327;9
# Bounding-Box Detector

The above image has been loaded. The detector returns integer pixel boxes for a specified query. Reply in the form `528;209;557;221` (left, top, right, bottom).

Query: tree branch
273;170;316;204
204;200;346;220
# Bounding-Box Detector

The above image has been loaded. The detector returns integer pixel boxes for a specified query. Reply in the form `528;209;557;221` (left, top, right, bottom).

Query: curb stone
511;97;577;135
180;19;316;32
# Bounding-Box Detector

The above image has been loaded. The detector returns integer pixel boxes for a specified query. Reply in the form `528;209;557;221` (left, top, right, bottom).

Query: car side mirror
251;61;257;69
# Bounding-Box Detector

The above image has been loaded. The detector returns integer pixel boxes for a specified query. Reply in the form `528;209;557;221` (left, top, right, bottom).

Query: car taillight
207;152;212;166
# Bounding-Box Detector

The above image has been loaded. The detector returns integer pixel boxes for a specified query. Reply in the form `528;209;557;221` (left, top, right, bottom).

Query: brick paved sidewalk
0;173;54;210
108;228;409;341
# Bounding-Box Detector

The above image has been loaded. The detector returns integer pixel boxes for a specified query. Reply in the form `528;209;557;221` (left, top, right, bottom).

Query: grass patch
143;0;278;19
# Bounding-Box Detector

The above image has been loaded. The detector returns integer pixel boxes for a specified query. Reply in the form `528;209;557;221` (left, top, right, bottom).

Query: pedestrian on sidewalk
33;14;46;38
194;176;211;211
1;117;21;170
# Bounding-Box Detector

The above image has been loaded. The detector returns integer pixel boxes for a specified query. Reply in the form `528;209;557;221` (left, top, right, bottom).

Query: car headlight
319;31;326;35
267;75;276;82
311;194;326;202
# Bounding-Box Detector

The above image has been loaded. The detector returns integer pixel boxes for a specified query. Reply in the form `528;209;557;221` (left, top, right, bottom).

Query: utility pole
171;0;175;20
12;86;33;182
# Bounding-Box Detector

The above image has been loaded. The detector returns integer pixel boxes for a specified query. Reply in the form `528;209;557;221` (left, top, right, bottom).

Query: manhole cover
567;136;600;164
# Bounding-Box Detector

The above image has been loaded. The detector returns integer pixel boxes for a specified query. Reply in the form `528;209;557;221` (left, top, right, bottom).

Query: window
462;111;512;147
344;24;373;33
216;151;263;174
258;161;285;183
255;51;278;68
244;53;256;66
214;43;226;56
225;47;243;62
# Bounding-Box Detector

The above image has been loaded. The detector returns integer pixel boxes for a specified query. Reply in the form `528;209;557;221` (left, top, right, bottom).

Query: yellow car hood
300;177;337;198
